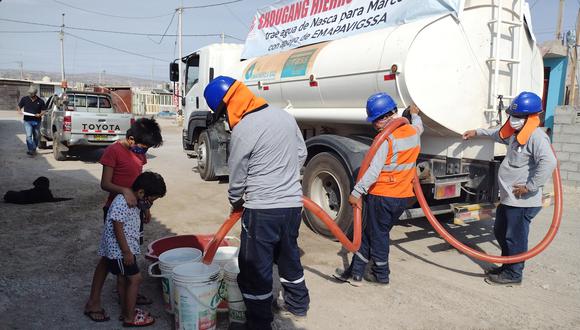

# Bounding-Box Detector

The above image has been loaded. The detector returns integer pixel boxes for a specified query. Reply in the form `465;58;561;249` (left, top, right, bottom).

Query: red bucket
145;234;236;261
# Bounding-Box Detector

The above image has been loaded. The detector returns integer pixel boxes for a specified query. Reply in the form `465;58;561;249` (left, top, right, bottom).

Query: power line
0;17;244;40
0;17;57;28
52;0;174;19
182;0;244;10
0;30;59;34
225;4;250;29
64;31;167;62
148;10;178;44
223;34;244;41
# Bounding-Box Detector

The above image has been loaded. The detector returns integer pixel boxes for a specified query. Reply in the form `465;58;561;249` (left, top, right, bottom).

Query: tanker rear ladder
486;0;525;125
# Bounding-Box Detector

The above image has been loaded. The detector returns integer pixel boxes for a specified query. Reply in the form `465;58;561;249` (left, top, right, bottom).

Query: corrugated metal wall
93;87;133;113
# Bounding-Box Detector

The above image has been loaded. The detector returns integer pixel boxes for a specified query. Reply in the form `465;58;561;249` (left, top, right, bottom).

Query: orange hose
202;209;243;265
203;118;563;265
413;146;563;264
203;118;408;264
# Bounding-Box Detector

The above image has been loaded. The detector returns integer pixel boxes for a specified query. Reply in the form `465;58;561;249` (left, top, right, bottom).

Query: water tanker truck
172;0;544;238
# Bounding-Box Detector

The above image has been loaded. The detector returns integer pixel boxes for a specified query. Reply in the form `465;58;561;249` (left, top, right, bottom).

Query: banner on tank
242;0;464;58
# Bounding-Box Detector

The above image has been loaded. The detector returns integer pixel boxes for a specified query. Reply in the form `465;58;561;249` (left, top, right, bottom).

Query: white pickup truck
40;91;133;160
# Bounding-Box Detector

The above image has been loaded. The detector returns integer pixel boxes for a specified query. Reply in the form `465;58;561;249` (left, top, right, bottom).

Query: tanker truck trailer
173;0;544;238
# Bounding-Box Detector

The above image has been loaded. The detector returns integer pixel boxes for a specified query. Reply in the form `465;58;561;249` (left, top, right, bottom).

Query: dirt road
1;109;579;330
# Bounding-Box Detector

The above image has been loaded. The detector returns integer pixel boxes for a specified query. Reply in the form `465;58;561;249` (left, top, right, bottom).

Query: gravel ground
0;109;579;330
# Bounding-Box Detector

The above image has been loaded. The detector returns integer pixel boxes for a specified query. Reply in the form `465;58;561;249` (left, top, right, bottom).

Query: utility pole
17;61;23;80
99;70;106;85
59;13;66;83
151;61;155;88
570;9;580;105
556;0;565;40
221;32;225;44
178;4;183;115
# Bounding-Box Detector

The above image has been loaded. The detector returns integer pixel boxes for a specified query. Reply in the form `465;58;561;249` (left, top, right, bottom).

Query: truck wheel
303;152;353;239
197;131;217;181
52;134;67;161
38;135;49;149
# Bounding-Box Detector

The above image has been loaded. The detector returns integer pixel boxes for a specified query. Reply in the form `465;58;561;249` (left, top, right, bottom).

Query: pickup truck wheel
197;131;217;181
303;152;353;239
38;135;49;149
52;134;67;161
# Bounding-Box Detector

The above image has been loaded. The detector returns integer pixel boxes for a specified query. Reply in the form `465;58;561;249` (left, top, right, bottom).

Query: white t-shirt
98;194;141;259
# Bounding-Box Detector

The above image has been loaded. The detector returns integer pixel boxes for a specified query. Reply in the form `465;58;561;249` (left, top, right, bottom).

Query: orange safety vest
368;124;420;198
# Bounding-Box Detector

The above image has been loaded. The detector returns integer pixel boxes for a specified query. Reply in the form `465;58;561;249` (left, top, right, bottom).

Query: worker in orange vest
336;92;423;285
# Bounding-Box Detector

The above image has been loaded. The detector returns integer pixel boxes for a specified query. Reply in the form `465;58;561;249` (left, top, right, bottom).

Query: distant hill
0;69;168;88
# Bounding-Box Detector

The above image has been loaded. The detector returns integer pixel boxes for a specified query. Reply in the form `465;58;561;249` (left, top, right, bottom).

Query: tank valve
309;74;318;87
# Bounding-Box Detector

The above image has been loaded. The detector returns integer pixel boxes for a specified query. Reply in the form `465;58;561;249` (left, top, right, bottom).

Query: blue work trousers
237;207;310;330
494;203;542;280
23;120;40;152
350;194;410;281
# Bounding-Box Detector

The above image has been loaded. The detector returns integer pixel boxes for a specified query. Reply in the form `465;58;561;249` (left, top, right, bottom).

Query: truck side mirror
169;63;179;82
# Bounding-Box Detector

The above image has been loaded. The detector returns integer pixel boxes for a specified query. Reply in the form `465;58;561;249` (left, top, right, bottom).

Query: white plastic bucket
213;246;239;268
213;246;239;312
173;262;222;330
148;248;202;314
224;260;246;325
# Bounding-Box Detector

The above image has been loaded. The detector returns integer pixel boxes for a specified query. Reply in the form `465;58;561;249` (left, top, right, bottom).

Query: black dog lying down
3;177;72;204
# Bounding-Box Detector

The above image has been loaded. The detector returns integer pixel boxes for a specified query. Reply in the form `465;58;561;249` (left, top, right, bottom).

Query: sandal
119;308;150;321
84;309;110;322
123;309;155;328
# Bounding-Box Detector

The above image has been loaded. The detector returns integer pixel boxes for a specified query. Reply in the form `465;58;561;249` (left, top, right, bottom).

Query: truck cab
40;91;133;161
179;44;244;180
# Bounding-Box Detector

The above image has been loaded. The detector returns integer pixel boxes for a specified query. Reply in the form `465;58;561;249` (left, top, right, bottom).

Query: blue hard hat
203;76;236;111
366;92;397;122
506;91;542;116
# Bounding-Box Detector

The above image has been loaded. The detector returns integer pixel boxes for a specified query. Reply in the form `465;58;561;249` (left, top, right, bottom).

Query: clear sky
0;0;578;81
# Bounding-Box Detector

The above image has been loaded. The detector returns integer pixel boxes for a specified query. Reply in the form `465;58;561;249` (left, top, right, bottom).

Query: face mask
373;112;396;131
138;199;152;211
509;117;525;130
130;146;148;154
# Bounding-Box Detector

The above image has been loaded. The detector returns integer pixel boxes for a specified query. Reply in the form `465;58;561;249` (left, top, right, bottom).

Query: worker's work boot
276;305;307;321
363;272;389;286
334;268;362;285
352;274;362;282
485;273;522;286
485;265;504;275
334;268;351;281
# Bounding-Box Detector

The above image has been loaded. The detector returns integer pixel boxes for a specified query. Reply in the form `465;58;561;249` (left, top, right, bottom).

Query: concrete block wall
552;106;580;191
0;82;30;110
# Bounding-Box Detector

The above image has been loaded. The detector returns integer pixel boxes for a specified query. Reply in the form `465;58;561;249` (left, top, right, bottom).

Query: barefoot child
98;172;166;327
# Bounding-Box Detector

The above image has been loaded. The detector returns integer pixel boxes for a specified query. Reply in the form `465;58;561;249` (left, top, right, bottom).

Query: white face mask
509;117;525;130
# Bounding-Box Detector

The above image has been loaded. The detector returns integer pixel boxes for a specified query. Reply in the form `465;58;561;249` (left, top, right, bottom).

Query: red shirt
100;141;147;207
